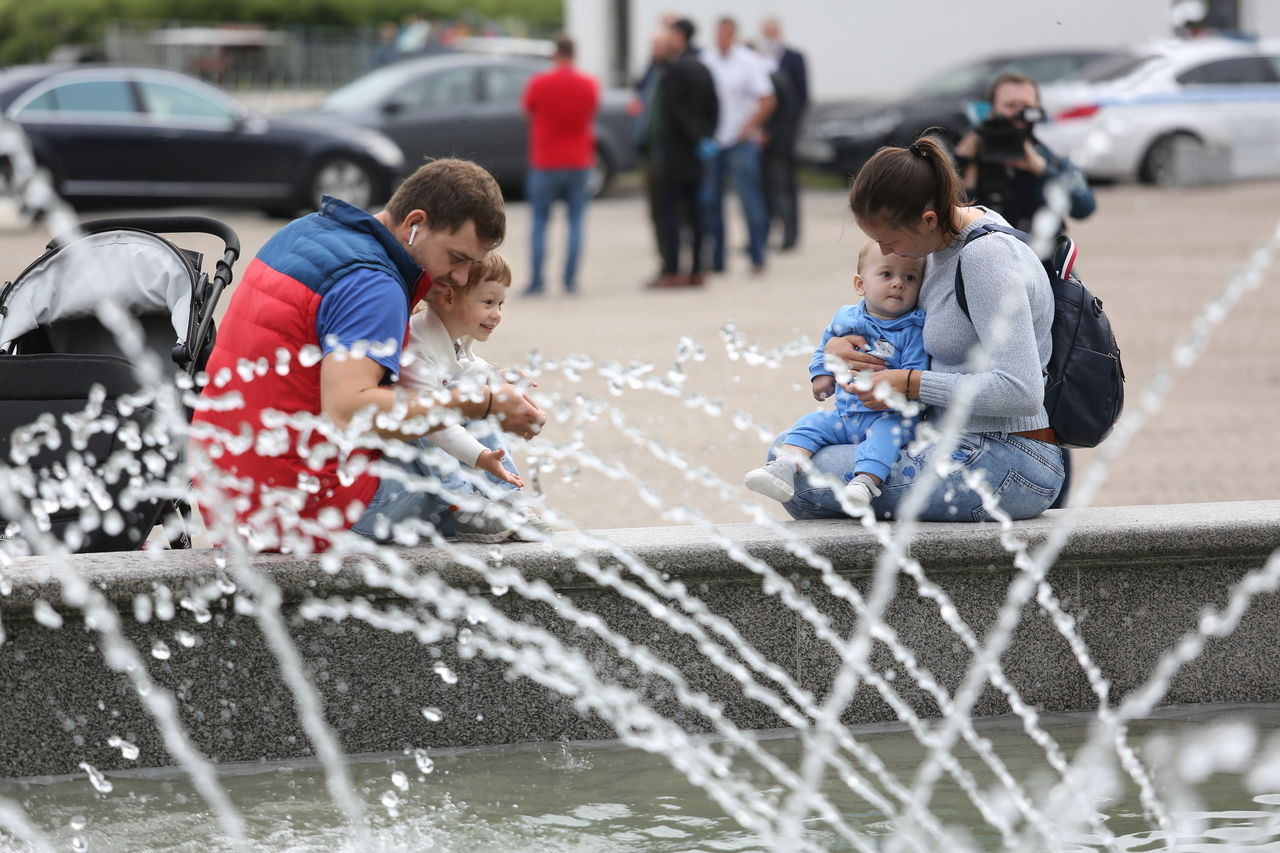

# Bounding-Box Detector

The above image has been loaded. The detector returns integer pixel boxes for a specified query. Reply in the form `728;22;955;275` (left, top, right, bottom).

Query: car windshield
911;61;1003;99
910;54;1107;99
323;64;413;110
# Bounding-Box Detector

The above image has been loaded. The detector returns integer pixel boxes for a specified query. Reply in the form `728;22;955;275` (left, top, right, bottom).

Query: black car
301;53;639;197
797;49;1129;178
0;64;406;215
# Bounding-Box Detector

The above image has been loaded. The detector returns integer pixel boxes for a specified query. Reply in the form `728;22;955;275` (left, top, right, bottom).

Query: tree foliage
0;0;563;66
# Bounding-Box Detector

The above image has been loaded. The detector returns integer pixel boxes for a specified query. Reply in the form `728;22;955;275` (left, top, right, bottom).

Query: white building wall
566;0;1173;102
1241;0;1280;37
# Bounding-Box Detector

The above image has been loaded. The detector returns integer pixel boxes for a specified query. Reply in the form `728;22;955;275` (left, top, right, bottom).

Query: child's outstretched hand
812;375;836;401
477;448;524;489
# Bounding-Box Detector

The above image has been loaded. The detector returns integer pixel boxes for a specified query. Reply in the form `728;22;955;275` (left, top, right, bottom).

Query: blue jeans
527;168;590;293
701;141;769;270
352;426;520;542
776;431;1065;522
784;409;915;484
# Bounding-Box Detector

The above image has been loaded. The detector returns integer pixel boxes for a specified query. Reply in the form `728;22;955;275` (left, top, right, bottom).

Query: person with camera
953;71;1095;234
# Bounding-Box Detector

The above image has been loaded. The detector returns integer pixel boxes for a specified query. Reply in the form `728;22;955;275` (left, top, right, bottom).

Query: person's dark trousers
644;161;674;279
700;141;769;271
763;136;800;249
659;173;704;276
526;167;590;293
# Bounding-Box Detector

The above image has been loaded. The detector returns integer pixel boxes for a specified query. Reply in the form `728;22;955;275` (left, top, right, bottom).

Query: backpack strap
953;222;1030;320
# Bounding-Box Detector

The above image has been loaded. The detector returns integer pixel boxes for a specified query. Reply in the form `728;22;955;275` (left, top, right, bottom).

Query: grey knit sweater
916;209;1053;434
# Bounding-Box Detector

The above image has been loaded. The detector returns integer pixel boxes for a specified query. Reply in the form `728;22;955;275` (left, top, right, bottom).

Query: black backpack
956;223;1124;449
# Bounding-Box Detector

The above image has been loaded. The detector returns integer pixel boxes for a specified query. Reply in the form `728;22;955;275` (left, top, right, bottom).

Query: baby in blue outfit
746;240;928;510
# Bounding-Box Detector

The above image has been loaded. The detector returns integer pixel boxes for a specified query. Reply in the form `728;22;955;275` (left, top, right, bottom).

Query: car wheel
308;155;375;211
587;147;613;198
1139;132;1199;187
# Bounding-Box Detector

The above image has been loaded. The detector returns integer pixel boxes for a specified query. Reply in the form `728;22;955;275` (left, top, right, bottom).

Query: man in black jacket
643;17;719;289
759;17;808;250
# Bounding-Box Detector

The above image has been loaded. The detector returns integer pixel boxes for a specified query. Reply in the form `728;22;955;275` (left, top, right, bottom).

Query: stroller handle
56;215;241;262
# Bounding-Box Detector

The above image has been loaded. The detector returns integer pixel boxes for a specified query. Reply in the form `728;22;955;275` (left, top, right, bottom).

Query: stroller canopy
0;229;194;352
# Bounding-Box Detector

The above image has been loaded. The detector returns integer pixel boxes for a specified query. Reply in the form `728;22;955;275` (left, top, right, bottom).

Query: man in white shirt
699;16;775;274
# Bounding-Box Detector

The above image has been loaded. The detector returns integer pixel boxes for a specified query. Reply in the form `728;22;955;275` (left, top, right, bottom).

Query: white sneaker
508;503;553;542
744;459;798;503
844;474;882;514
453;510;516;543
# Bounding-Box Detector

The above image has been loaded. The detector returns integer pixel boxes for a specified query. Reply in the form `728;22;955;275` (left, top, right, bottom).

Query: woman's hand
824;335;886;373
850;369;910;411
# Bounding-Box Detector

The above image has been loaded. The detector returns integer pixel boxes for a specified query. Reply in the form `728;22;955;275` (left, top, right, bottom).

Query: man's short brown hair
385;158;506;248
988;71;1040;106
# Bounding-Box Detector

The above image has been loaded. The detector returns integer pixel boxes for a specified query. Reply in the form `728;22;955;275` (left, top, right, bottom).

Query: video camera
978;107;1045;163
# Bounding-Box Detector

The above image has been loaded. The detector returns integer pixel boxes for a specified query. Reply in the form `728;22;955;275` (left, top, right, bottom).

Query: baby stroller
0;216;239;553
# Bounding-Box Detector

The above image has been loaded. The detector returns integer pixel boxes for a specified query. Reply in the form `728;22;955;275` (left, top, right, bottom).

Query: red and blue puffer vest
192;196;430;551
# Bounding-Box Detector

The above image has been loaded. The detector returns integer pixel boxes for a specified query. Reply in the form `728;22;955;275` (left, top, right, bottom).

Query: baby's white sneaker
844;474;882;514
744;458;799;503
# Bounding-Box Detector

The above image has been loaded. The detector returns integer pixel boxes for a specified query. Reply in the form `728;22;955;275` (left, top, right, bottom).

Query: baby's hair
856;239;876;275
461;250;513;292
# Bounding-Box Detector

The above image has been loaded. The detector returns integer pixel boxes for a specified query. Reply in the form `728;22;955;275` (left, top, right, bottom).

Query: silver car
305;53;638;197
1037;38;1280;185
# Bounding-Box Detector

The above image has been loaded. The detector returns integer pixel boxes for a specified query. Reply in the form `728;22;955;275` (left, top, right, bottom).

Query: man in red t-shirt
521;34;600;295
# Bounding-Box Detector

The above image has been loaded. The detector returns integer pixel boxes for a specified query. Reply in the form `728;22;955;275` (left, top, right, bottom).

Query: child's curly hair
460;250;512;292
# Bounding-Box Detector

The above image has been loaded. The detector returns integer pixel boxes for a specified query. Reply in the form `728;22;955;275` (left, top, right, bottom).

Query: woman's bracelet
482;386;494;418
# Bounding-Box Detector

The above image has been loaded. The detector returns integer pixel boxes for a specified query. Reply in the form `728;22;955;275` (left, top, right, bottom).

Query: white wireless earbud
408;224;419;246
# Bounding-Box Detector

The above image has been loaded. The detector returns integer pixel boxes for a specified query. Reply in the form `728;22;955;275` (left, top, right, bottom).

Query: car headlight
362;132;405;169
818;110;902;141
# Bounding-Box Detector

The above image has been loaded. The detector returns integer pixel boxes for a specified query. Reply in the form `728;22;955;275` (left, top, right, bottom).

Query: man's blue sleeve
1044;149;1097;220
315;268;408;381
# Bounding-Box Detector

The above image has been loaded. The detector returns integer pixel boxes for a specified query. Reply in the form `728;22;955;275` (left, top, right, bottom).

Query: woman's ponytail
850;133;969;239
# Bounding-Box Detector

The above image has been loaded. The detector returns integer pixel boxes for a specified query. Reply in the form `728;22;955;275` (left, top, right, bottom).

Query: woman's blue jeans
777;431;1066;522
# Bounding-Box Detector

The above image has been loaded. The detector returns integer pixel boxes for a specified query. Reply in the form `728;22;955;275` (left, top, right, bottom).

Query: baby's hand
476;448;524;489
812;375;836;401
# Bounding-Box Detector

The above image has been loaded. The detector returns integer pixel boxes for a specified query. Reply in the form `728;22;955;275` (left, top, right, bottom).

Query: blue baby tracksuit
785;302;929;482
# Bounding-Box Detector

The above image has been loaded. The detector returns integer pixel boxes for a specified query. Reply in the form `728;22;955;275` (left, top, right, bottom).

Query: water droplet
78;762;113;793
175;630;196;648
107;735;139;761
421;707;443;722
32;600;62;629
70;836;87;852
432;663;457;685
414;748;435;774
151;641;171;661
69;816;87;831
391;770;409;791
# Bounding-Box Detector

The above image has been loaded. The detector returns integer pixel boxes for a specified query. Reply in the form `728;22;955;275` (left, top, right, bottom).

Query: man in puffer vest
191;158;545;553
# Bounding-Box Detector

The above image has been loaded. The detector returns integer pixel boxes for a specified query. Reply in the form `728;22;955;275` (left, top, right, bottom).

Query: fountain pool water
6;704;1280;853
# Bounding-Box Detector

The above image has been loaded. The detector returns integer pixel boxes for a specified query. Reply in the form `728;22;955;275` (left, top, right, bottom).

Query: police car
1036;38;1280;185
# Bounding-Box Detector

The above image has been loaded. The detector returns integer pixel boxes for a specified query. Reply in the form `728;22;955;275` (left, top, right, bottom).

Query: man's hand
1005;139;1047;175
812;375;836;401
476;448;524;488
824;334;886;373
953;130;979;160
488;383;545;440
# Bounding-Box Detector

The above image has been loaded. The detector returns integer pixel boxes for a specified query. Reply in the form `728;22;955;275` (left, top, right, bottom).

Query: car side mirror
381;98;407;116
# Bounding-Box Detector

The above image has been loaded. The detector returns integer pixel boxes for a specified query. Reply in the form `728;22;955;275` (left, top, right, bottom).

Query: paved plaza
2;181;1276;530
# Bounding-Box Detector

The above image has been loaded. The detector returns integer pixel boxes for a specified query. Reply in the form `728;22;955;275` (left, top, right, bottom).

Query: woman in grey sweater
778;136;1065;522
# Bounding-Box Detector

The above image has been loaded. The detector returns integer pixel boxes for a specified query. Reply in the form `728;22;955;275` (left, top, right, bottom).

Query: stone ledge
1;500;1277;777
5;500;1278;607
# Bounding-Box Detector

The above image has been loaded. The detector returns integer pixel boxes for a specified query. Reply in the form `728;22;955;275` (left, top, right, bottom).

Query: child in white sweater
399;251;546;540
